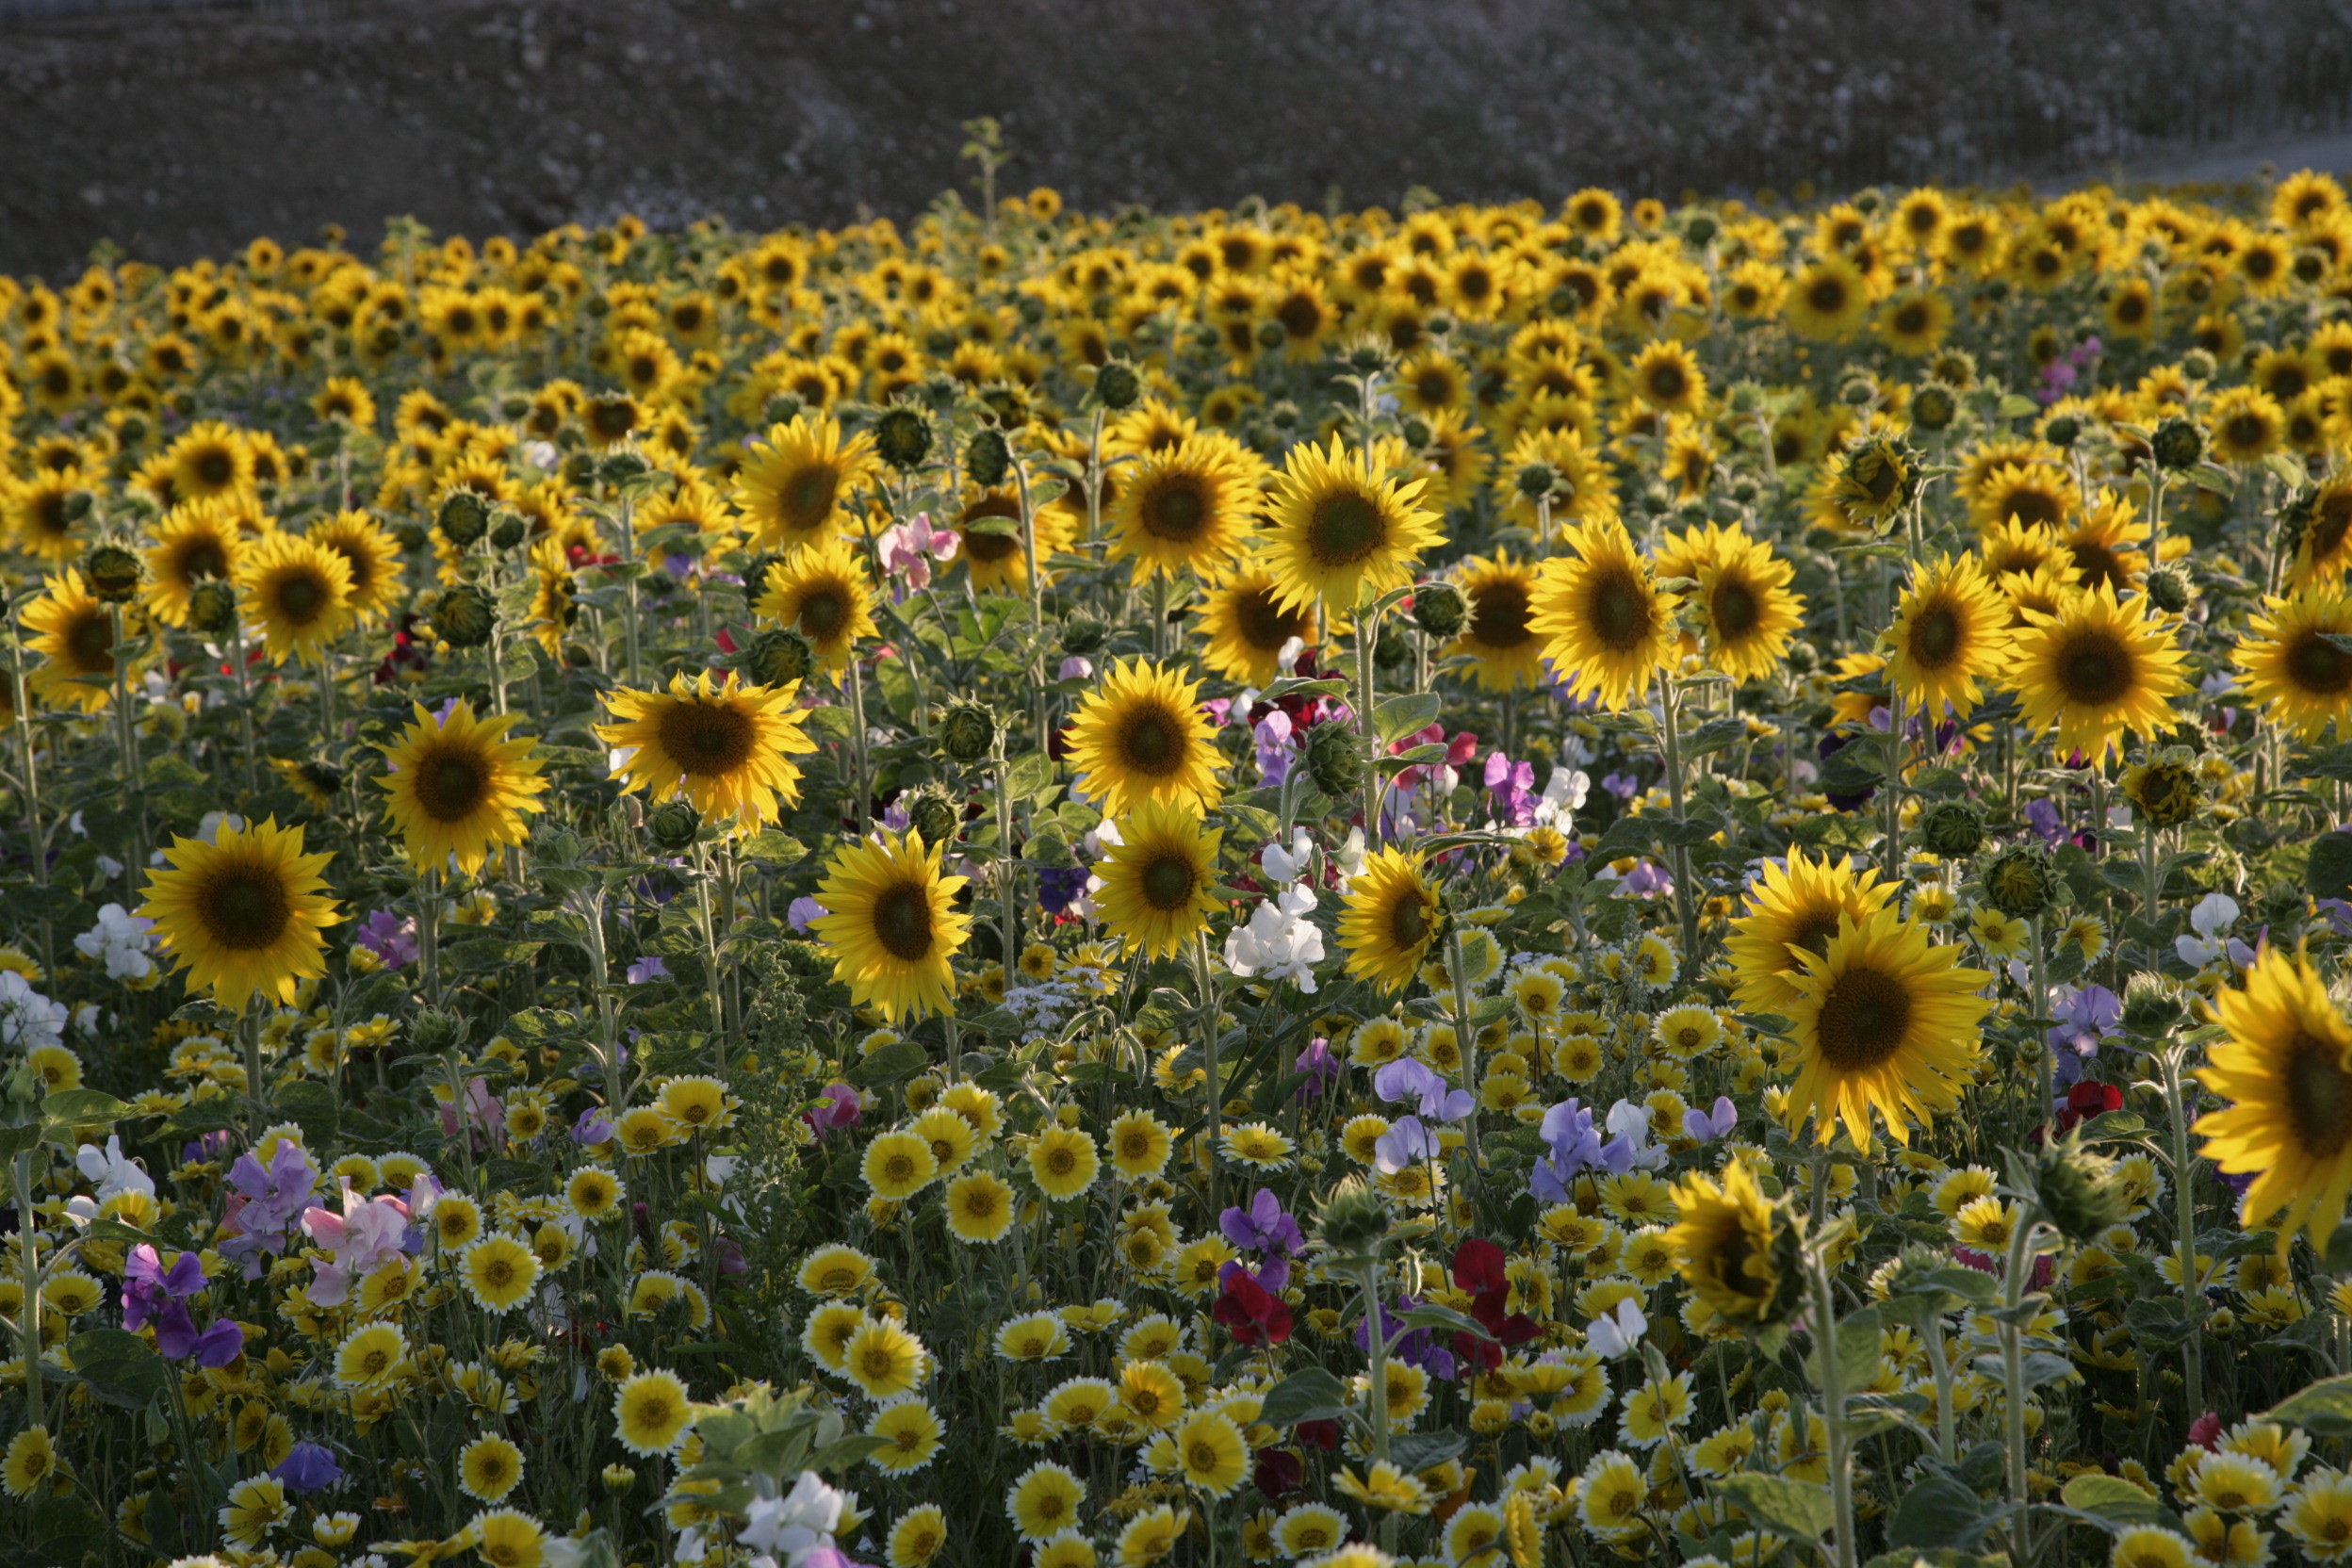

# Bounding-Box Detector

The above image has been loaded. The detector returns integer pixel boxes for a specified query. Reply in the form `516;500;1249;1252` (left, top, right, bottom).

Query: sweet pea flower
1681;1096;1738;1143
1219;1187;1305;1256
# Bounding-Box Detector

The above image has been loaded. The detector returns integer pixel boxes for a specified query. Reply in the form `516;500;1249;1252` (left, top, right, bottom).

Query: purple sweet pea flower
627;956;670;984
1352;1296;1457;1380
1254;710;1296;787
1220;1188;1305;1256
1037;866;1090;917
1484;750;1537;827
573;1107;615;1145
1373;1059;1473;1121
1601;772;1641;801
1620;860;1674;898
219;1141;320;1277
786;896;827;933
1374;1115;1442;1174
1529;1099;1604;1202
353;909;418;969
1681;1096;1738;1143
273;1443;344;1495
1292;1037;1339;1102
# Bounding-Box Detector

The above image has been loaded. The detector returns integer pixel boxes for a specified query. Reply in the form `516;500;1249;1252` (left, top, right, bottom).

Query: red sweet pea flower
1213;1266;1293;1347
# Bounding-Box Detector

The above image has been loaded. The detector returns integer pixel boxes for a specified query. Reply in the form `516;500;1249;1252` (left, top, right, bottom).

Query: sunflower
141;500;246;627
1446;554;1547;691
808;829;972;1022
754;534;878;670
1886;553;2010;719
1664;1158;1788;1327
2234;584;2352;742
305;511;405;624
1197;566;1320;684
3;471;91;561
1689;529;1804;685
1093;801;1224;959
1261;436;1445;612
2208;385;2286;466
1628;339;1706;414
1528;518;1678;711
732;415;881;550
139;818;343;1012
2057;489;2152;596
2005;582;2190;762
952;487;1077;595
237;531;354;664
2196;948;2352;1249
1968;460;2078;533
1781;908;1990;1150
596;671;817;831
24;568;147;712
1105;432;1264;584
2289;474;2352;588
1064;658;1222;816
1724;847;1898;1015
376;699;548;874
169;420;253;501
1875;288;1953;356
1339;848;1443;994
1785;256;1871;340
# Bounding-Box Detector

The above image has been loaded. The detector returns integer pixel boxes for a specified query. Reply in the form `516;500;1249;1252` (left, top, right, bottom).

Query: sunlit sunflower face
1725;848;1896;1014
732;415;879;549
1200;571;1319;685
1064;658;1222;816
595;671;819;831
2292;478;2352;588
2007;583;2188;761
1529;519;1676;711
236;533;354;664
1337;847;1443;993
1264;437;1445;612
1969;461;2078;533
138;818;343;1012
2234;584;2352;741
171;422;251;500
1107;433;1263;585
808;829;972;1021
1886;555;2007;719
378;700;548;874
2197;950;2352;1248
1447;556;1544;691
755;537;876;669
1783;908;1990;1151
1094;802;1223;959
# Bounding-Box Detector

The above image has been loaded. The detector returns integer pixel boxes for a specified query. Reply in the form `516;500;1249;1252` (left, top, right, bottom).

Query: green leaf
2060;1473;2172;1530
1886;1474;1996;1551
2310;831;2352;901
444;937;546;972
41;1087;130;1126
1397;1302;1491;1340
1387;1430;1467;1472
1829;1305;1885;1397
2266;1371;2352;1436
272;1079;340;1144
1257;1366;1350;1428
806;1434;893;1473
1373;692;1443;745
65;1327;172;1411
1712;1473;1835;1541
849;1039;930;1086
741;831;806;866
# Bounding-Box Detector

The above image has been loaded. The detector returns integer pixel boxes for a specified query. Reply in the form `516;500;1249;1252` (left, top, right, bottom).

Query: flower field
7;155;2352;1568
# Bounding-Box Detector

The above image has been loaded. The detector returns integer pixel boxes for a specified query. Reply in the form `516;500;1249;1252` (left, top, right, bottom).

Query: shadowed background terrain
4;0;2352;275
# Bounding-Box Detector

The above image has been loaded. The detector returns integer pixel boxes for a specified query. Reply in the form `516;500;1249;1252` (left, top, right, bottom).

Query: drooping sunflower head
1886;553;2009;720
2005;581;2190;762
754;534;878;669
1105;432;1266;585
142;499;246;626
2287;474;2352;590
1666;1160;1800;1329
2196;948;2352;1250
376;699;549;874
731;414;881;549
237;531;355;664
1263;436;1446;613
1446;554;1545;692
1064;658;1222;817
808;828;972;1022
138;817;344;1013
1198;566;1320;686
594;670;819;831
1337;847;1444;994
1724;847;1898;1014
2233;583;2352;742
1528;518;1678;712
1094;800;1225;960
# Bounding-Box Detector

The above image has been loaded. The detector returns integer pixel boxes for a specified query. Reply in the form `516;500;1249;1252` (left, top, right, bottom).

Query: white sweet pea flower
2175;892;2242;969
1587;1298;1647;1359
77;1135;155;1202
1534;763;1591;829
1260;828;1316;885
1333;825;1370;883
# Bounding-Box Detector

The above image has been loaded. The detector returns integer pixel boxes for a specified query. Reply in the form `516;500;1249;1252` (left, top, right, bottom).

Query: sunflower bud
1981;844;2058;921
743;627;813;690
2043;414;2082;449
1918;800;1985;858
1685;214;1718;246
645;801;702;853
2121;973;2183;1037
430;583;497;649
1316;1175;1394;1258
1305;718;1365;799
906;785;963;851
2181;348;2217;383
1060;614;1107;658
966;428;1012;489
598;449;653;487
601;1463;637;1495
873;406;934;471
488;509;529;551
2143;561;2194;615
939;701;999;764
436;488;492;547
1093;360;1142;412
2028;1133;2131;1243
411;1007;469;1054
762;393;805;427
1910;384;1958;433
187;580;239;634
2151;416;2207;472
1513;461;1560;501
82;542;144;603
1784;640;1820;676
58;489;94;524
1411;582;1467;640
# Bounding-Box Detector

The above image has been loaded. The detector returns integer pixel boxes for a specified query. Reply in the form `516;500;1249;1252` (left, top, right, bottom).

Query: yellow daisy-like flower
2195;948;2352;1250
237;530;356;664
1028;1126;1101;1202
376;699;547;874
612;1368;695;1455
1105;432;1265;584
869;1397;944;1475
305;510;405;624
335;1323;409;1390
755;534;879;670
1175;1410;1249;1496
1197;565;1322;685
2004;581;2190;763
459;1433;526;1502
24;568;148;712
596;670;817;831
1780;907;1992;1150
1064;658;1223;816
460;1234;541;1314
1092;801;1224;960
1337;847;1443;994
1666;1160;1786;1327
1261;435;1445;612
1007;1462;1086;1543
862;1130;939;1200
1108;1111;1174;1179
2233;583;2352;742
1724;846;1897;1014
474;1508;546;1568
1;1427;57;1499
1886;553;2010;720
1446;554;1547;692
1529;518;1678;712
841;1317;928;1399
732;414;881;549
138;817;343;1013
808;829;972;1022
944;1171;1017;1243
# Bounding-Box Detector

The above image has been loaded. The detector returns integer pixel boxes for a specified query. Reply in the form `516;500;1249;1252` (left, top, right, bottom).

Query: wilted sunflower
732;415;882;550
1105;432;1264;584
1528;518;1678;711
1064;658;1222;816
1724;847;1898;1014
237;531;355;664
376;699;548;874
138;817;343;1012
754;534;878;670
596;671;818;831
2196;948;2352;1249
808;828;971;1021
1338;847;1443;993
1886;553;2009;719
1446;555;1546;691
24;568;147;712
305;511;405;624
1690;529;1804;685
1781;907;1991;1150
2233;583;2352;741
2005;581;2189;762
142;500;245;627
1093;801;1225;959
1198;565;1321;685
1262;436;1445;612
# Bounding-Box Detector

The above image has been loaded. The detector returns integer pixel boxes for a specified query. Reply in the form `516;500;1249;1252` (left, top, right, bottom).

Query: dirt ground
2;0;2350;276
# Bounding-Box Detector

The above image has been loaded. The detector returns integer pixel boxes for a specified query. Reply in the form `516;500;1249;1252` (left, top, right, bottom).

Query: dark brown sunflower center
1119;704;1184;776
2225;414;2270;450
1470;580;1533;647
2056;630;2132;706
275;573;329;625
1910;605;1961;667
871;882;934;961
1893;302;1931;335
66;612;115;671
2287;1030;2352;1156
1586;565;1654;652
1390;890;1430;951
2066;539;2127;594
179;540;228;581
1788;912;1841;964
1646;361;1688;400
193;449;236;488
657;701;758;776
961;499;1023;563
1140;475;1209;543
1711;578;1759;641
416;746;488;822
1814;965;1914;1070
1808;278;1848;314
799;588;844;637
1237;588;1310;653
2289;630;2352;695
1140;853;1197;911
199;865;293;951
2314;495;2352;565
1307;490;1385;567
780;463;839;530
2004;489;2064;528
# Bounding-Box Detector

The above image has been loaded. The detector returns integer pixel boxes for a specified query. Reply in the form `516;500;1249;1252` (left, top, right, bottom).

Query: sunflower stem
2029;916;2051;1139
1921;1296;1960;1464
1999;1212;2042;1566
846;657;872;831
1658;678;1698;966
228;614;260;801
1357;588;1382;850
239;1000;267;1140
616;487;643;686
418;865;444;1010
1192;930;1221;1217
1808;1246;1859;1568
10;630;57;980
1447;925;1480;1177
14;1145;44;1429
110;604;147;895
2162;1045;2208;1423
